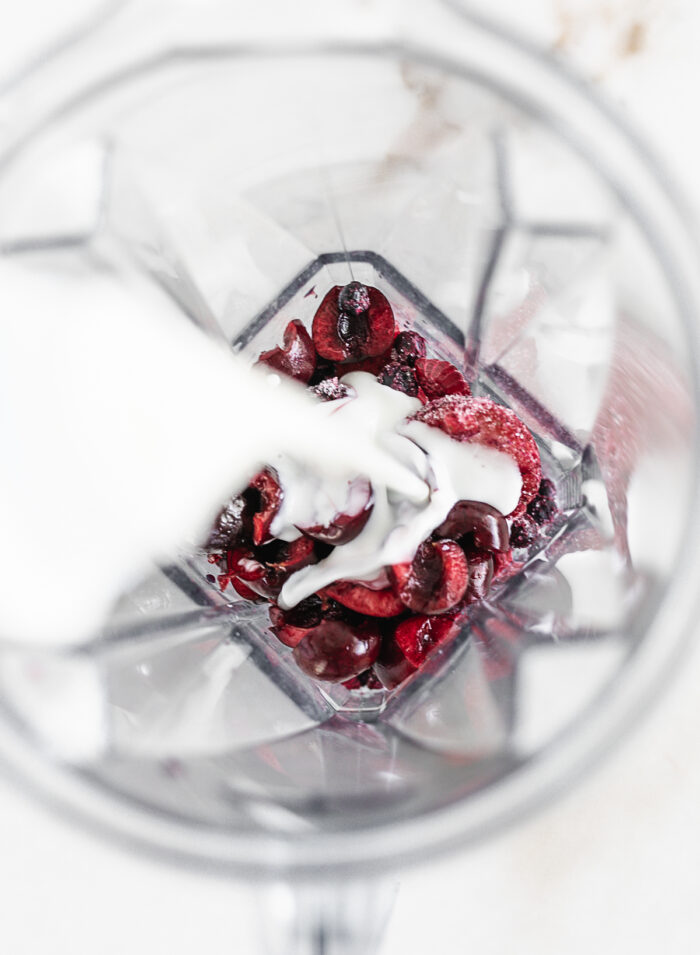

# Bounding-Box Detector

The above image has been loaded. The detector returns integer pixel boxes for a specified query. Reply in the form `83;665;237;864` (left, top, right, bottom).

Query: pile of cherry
205;282;557;690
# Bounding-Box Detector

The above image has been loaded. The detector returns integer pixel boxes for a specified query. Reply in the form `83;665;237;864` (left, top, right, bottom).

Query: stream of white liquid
274;373;522;609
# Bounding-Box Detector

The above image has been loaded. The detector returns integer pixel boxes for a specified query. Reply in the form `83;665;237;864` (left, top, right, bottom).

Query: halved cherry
297;477;373;546
412;395;541;517
269;595;324;648
230;578;266;603
391;539;468;614
321;580;405;618
293;618;381;682
312;283;395;362
393;612;461;669
205;487;257;551
250;469;283;545
256;319;316;383
414;359;471;400
235;537;317;600
435;501;509;553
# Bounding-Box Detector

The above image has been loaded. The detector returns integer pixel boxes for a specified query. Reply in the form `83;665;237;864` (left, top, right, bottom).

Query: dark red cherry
321;580;405;618
391;331;426;366
391;540;468;614
378;362;419;397
464;551;494;604
393;613;461;669
249;470;283;546
373;633;418;689
435;500;509;553
312;284;395;362
293;619;381;683
256;319;316;383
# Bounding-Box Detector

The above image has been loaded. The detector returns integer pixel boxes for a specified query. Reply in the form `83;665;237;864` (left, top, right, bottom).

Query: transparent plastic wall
0;5;695;877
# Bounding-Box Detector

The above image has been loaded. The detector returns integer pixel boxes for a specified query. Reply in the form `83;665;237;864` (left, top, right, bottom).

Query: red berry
322;580;405;618
271;594;324;630
526;479;558;525
205;490;255;551
393;613;461;669
391;539;468;614
338;281;371;315
391;331;427;365
250;469;283;545
435;500;509;553
378;362;419;397
312;284;395;362
464;551;494;604
509;514;539;548
293;619;381;683
414;359;471;400
412;396;541;517
230;577;266;603
256;319;316;383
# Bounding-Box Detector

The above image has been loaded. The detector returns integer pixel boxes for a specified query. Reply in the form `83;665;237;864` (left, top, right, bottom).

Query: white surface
0;1;699;953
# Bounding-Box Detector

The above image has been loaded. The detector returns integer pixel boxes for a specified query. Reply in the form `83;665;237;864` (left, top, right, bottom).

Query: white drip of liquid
277;373;522;609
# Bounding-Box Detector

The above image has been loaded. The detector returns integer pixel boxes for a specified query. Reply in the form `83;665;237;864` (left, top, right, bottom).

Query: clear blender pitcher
0;1;698;953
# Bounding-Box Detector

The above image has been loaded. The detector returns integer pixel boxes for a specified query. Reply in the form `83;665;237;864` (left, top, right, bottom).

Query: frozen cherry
464;551;494;603
269;595;324;647
509;514;539;548
322;580;405;618
378;362;419;397
412;395;541;517
231;578;266;603
414;359;470;400
435;501;509;553
205;490;255;551
256;319;316;383
338;281;371;316
312;284;395;362
393;613;461;669
391;539;468;614
293;619;381;683
391;331;427;365
250;470;283;545
527;495;557;525
272;594;324;630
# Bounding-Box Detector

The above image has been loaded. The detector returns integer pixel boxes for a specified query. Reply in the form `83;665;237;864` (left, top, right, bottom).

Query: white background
0;1;699;952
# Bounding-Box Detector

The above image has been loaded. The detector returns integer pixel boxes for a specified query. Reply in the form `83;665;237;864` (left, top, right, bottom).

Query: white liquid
278;373;522;609
0;262;424;647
